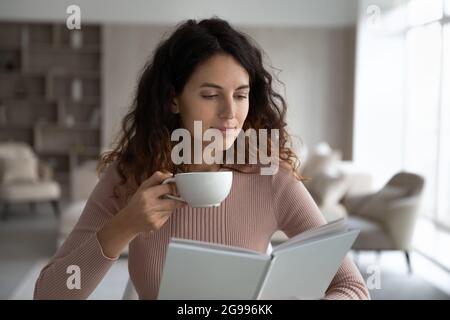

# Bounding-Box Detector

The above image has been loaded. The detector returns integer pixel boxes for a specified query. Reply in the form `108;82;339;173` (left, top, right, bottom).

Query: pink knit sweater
34;162;370;300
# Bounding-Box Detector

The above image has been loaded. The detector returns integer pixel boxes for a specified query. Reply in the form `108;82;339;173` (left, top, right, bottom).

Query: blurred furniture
0;142;61;220
0;21;103;200
57;160;98;247
345;172;425;273
270;142;374;245
57;160;129;256
301;142;373;222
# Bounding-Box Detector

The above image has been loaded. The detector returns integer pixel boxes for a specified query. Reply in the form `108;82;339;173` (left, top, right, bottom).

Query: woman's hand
97;171;185;259
120;171;186;234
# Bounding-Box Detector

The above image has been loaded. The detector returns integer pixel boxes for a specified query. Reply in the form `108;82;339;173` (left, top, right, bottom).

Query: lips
213;127;236;134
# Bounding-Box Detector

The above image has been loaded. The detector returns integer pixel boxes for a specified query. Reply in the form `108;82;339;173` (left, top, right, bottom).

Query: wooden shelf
37;147;100;155
0;71;44;77
54;172;71;182
48;70;101;78
28;44;100;53
35;123;100;130
0;70;100;78
0;97;53;103
1;96;98;103
0;125;33;130
0;46;21;51
0;97;100;105
0;21;102;202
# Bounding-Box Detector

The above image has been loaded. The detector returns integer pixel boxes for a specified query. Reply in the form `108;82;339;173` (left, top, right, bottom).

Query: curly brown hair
98;17;302;198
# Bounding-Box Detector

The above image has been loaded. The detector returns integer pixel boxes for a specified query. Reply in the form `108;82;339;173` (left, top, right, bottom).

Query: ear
171;96;180;114
169;87;180;114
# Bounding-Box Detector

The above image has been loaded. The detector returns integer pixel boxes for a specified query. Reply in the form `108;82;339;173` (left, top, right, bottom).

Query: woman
34;18;369;299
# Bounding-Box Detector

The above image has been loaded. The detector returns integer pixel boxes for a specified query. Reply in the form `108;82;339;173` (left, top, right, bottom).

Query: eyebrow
199;82;250;90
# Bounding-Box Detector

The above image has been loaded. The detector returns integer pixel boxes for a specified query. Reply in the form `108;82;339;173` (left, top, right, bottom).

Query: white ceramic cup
162;171;232;207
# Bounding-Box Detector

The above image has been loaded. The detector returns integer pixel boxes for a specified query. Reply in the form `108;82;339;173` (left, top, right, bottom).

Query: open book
158;218;359;300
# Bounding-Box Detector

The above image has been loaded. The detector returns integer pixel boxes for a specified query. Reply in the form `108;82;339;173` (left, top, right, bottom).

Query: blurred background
0;0;449;299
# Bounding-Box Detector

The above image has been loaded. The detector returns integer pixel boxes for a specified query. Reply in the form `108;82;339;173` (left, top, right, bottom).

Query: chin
222;143;233;151
223;137;237;151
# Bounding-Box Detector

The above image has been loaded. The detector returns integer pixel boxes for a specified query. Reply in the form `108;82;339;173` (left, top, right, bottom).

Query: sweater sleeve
34;162;128;299
272;165;370;300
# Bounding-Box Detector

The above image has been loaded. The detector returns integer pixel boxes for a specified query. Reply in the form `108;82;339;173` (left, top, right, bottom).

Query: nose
219;95;235;119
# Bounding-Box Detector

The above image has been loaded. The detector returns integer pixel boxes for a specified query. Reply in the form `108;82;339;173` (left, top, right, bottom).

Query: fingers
153;201;185;219
149;202;186;230
165;181;179;197
139;171;173;190
144;183;178;198
155;199;187;211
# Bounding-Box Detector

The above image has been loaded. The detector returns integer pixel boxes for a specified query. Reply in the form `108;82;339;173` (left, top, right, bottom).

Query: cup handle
161;177;185;202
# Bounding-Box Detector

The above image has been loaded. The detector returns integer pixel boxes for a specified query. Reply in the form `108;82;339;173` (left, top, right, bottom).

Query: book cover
157;218;359;300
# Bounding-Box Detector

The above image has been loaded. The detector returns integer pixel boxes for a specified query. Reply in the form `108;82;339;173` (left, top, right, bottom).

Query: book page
171;238;266;256
272;218;348;253
257;230;359;300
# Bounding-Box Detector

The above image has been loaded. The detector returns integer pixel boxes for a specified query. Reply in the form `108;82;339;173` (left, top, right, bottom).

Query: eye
202;95;219;100
235;95;248;100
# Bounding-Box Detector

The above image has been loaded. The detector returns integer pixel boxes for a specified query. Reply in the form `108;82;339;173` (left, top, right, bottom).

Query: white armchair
300;143;373;222
0;142;61;220
344;172;425;273
270;143;374;245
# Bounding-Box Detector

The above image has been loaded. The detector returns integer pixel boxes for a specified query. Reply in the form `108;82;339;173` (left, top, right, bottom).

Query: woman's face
173;53;250;151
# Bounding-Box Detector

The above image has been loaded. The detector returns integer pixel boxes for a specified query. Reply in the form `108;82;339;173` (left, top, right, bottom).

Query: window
407;0;443;26
404;23;441;220
437;24;450;226
403;0;450;228
445;0;450;15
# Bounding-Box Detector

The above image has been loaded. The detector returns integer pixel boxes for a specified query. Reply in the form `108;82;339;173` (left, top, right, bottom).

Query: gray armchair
0;142;61;220
344;172;425;273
